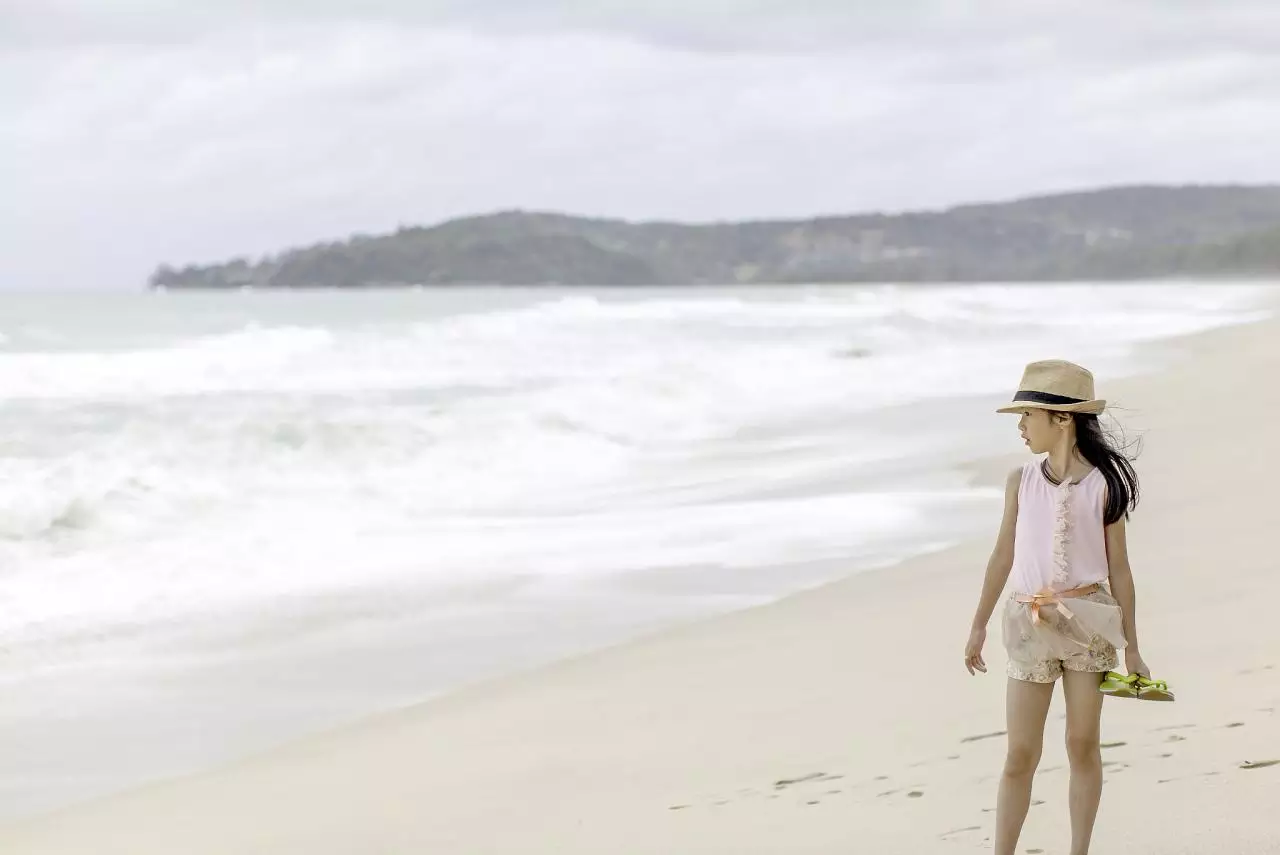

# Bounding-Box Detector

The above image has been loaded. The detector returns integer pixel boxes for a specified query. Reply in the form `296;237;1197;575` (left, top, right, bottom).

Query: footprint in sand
939;825;982;839
1100;741;1127;749
1237;664;1274;676
1240;759;1280;770
1225;722;1245;728
772;772;843;792
764;771;849;807
961;730;1007;743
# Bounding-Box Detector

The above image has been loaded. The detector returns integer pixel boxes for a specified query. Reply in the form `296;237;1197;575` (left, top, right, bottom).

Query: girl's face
1017;407;1067;454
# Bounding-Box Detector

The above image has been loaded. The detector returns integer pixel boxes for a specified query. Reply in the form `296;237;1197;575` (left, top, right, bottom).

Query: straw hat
996;360;1106;414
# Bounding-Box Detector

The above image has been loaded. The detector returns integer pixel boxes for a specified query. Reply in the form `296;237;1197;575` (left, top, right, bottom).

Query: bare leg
1062;669;1106;855
995;676;1055;855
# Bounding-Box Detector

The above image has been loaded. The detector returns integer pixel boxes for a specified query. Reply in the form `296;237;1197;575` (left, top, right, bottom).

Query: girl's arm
970;468;1021;630
1105;517;1144;667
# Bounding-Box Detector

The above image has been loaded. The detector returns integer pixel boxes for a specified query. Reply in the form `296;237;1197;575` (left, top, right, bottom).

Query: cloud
8;1;1280;58
2;3;1279;288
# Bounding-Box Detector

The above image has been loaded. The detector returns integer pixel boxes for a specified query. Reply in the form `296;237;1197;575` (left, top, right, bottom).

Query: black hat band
1011;390;1087;406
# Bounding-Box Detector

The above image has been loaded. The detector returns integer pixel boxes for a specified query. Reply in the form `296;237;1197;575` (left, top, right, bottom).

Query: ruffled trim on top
1049;474;1073;589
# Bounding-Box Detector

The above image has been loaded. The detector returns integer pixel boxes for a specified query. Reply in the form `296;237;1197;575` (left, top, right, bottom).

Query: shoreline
3;292;1279;853
145;272;1280;292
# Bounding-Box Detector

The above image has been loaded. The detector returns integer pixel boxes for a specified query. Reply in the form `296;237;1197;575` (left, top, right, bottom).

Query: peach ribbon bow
1015;583;1101;625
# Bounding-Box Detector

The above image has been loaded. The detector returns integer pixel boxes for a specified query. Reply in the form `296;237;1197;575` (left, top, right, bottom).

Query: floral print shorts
1002;586;1127;683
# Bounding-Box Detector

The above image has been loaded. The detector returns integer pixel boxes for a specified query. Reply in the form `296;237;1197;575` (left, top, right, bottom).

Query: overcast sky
3;2;1279;290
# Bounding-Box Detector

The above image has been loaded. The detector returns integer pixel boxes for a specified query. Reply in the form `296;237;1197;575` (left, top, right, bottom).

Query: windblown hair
1071;413;1140;525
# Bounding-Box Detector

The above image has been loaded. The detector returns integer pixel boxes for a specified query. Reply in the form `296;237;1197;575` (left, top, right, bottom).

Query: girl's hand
965;626;987;675
1125;649;1151;679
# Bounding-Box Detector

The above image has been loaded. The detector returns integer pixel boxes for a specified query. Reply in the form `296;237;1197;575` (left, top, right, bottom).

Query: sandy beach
3;297;1279;854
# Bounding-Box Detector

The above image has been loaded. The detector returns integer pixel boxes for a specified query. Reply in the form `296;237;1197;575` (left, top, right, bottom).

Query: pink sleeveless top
1010;461;1110;595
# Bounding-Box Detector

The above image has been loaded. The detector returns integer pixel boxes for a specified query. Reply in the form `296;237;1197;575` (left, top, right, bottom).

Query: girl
964;359;1152;855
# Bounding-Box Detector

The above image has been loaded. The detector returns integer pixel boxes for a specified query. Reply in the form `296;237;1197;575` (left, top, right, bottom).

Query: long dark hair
1071;413;1140;525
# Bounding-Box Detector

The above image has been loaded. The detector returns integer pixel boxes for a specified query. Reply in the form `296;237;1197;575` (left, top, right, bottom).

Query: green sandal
1099;671;1139;699
1135;676;1176;702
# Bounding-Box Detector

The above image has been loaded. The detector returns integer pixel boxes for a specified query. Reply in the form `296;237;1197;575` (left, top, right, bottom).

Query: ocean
0;281;1272;818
